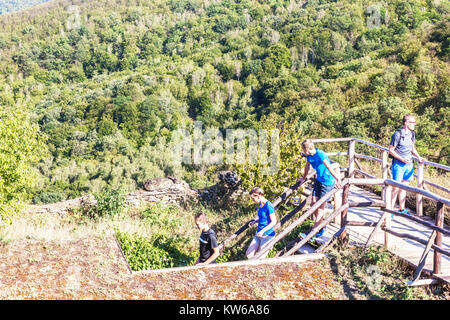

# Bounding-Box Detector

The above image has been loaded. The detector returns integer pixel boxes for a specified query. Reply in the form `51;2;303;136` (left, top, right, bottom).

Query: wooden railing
220;137;449;284
217;170;316;251
314;138;449;282
311;137;450;216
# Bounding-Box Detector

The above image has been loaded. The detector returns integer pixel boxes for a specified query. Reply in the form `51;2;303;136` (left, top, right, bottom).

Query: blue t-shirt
257;201;275;237
306;148;336;186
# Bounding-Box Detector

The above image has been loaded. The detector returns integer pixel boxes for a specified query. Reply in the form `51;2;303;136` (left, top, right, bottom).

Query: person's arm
411;145;423;163
248;217;259;227
198;246;220;265
256;212;277;237
389;144;411;164
298;161;311;184
323;159;342;188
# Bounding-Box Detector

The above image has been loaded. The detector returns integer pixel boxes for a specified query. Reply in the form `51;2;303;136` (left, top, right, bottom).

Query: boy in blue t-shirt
245;187;277;259
298;139;342;238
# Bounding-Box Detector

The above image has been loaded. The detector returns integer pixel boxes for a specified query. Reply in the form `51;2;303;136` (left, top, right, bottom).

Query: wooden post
381;150;388;201
348;139;355;178
332;162;342;224
384;184;392;249
412;230;437;282
364;211;389;250
416;162;424;216
340;184;349;243
340;140;355;244
434;202;444;275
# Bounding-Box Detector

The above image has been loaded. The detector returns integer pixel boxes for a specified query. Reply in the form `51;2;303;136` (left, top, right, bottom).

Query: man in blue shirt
389;114;423;215
298;139;342;238
246;187;277;259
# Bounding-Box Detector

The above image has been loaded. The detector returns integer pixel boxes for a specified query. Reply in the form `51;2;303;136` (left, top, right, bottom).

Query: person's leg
245;236;260;259
311;181;320;224
391;161;404;210
312;182;333;236
257;235;274;259
398;184;408;211
399;162;414;213
391;186;400;210
313;203;326;229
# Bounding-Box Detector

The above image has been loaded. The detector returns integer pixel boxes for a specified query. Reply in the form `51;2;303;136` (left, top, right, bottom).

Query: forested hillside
0;0;52;14
0;0;448;219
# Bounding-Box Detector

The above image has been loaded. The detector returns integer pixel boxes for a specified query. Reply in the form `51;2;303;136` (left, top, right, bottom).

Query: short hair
194;212;208;224
402;114;415;125
301;139;315;150
250;187;264;196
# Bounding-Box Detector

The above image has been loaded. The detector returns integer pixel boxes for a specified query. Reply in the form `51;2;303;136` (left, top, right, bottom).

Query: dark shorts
312;181;335;200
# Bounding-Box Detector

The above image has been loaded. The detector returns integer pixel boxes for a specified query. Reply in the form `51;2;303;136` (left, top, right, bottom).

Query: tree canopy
0;0;448;208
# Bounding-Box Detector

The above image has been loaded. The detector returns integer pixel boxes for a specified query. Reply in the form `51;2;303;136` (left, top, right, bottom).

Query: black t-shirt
199;229;219;263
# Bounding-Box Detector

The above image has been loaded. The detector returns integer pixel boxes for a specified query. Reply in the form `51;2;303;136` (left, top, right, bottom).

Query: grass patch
115;230;196;270
327;244;450;300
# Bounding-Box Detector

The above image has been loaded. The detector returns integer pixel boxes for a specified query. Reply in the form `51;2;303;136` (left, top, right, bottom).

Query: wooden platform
297;185;450;283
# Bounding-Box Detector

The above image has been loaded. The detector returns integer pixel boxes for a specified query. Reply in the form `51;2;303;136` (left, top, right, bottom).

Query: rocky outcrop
128;176;198;208
24;172;246;215
198;171;248;208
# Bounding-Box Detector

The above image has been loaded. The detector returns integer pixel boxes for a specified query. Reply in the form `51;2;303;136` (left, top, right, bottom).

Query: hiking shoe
315;227;326;238
398;209;411;215
299;232;316;242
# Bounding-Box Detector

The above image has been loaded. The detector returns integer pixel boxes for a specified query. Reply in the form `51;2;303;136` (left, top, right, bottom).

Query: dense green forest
0;0;448;220
0;0;51;14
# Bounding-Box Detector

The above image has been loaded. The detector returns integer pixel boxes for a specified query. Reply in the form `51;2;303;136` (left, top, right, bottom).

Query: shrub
363;246;389;265
84;187;126;219
115;230;196;271
141;202;181;229
0;104;47;222
234;115;305;199
33;191;66;204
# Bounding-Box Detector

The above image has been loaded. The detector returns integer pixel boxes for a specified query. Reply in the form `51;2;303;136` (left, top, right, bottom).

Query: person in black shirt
194;212;220;265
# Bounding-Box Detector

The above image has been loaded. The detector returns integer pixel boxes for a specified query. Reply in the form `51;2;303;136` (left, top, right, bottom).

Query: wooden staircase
220;137;450;286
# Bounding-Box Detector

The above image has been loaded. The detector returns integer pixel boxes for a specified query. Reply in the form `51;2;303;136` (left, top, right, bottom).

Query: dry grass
0;195;448;300
0;235;346;300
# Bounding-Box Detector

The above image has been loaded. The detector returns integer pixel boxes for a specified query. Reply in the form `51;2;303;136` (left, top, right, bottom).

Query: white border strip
133;253;327;275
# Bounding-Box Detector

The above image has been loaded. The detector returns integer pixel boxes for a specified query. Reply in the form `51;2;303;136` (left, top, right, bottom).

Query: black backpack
388;129;416;161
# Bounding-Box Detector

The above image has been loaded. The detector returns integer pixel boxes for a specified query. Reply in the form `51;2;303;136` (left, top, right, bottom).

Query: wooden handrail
381;208;450;237
217;137;448;281
381;226;450;257
312;137;450;172
284;202;350;257
384;179;450;206
251;180;350;260
218;171;315;250
311;137;353;143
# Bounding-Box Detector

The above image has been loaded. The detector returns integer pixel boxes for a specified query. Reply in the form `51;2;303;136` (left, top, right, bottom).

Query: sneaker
398;209;411;215
315;227;326;238
299;232;316;242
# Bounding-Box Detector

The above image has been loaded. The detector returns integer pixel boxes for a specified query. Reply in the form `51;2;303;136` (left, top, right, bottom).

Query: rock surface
24;172;246;215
